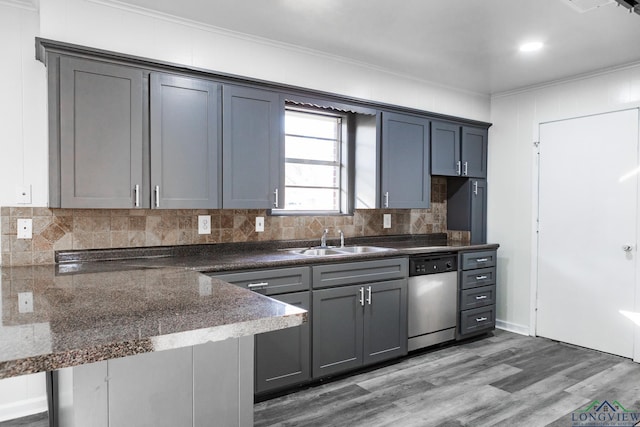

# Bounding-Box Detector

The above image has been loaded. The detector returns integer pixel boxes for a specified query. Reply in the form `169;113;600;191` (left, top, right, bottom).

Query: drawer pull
248;282;269;290
476;258;489;263
475;295;488;300
476;275;488;280
476;317;488;322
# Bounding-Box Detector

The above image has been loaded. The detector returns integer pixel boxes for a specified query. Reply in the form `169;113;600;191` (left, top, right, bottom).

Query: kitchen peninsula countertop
0;266;306;379
0;234;498;379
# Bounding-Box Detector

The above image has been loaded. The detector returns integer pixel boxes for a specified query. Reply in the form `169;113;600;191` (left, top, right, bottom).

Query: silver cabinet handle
273;188;279;208
476;258;488;262
476;317;488;322
248;282;269;290
384;191;389;208
475;295;488;300
134;184;140;207
476;275;488;280
622;245;633;252
473;181;478;196
359;287;365;306
456;161;461;175
154;185;160;208
463;161;468;176
366;286;372;305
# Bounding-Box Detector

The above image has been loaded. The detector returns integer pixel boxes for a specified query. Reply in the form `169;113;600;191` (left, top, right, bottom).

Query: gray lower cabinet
447;178;487;244
222;85;283;209
431;122;488;179
209;267;311;395
312;258;408;378
55;56;144;208
457;250;497;338
150;73;222;209
380;112;431;208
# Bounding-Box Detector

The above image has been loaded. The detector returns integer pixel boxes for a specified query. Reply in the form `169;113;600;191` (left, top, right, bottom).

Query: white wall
0;2;48;421
489;64;640;334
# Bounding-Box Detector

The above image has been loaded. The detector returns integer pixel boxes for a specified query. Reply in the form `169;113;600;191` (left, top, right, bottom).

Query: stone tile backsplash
1;177;468;266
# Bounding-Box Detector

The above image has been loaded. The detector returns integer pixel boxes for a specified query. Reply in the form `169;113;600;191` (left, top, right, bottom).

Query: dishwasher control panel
409;254;457;276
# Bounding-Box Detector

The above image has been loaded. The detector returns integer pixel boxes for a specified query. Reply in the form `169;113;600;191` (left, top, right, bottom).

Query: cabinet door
222;85;283;208
461;126;488;178
59;57;143;208
381;112;430;208
255;292;311;394
363;279;408;366
312;285;364;378
470;179;487;244
150;74;221;209
431;121;460;176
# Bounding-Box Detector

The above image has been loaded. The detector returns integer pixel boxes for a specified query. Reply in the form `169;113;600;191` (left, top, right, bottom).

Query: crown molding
0;0;38;11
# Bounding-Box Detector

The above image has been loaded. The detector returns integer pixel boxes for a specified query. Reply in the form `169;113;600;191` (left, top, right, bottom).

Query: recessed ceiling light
519;41;544;52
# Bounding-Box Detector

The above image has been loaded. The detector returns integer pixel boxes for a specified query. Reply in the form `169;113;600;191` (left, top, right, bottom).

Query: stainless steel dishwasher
408;253;458;351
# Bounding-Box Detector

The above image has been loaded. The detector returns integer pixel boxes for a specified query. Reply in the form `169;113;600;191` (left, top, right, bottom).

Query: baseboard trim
496;319;530;336
0;396;48;422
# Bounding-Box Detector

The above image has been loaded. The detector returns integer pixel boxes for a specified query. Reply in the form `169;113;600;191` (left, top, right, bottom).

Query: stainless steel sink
287;245;395;256
288;247;346;256
334;246;396;254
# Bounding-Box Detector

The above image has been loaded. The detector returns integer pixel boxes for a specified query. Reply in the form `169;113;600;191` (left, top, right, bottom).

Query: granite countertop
0;234;498;379
0;266;306;379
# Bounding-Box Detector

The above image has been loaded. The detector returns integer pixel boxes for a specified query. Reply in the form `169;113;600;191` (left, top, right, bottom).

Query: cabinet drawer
312;258;408;289
460;285;496;310
460;305;495;336
209;267;310;296
460;267;496;289
461;250;497;270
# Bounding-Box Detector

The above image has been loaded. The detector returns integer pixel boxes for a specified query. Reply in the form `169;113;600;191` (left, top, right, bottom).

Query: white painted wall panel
490;64;640;334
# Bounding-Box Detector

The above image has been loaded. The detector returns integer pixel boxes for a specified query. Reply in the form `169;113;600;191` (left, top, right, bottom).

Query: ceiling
111;0;640;95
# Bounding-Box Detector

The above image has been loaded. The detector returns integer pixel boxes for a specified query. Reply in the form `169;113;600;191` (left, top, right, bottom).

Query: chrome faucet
320;229;329;247
338;229;344;248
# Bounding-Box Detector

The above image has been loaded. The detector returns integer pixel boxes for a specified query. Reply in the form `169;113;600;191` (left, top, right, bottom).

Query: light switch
256;217;265;232
17;219;32;239
383;214;391;229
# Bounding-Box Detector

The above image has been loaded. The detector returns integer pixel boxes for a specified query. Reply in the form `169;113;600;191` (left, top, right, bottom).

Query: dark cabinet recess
447;178;487;245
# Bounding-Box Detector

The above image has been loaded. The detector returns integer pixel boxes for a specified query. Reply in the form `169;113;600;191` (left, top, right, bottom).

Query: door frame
530;108;640;363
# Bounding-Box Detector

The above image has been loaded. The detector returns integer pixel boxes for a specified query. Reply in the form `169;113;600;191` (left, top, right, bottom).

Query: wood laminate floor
254;330;640;427
3;330;640;426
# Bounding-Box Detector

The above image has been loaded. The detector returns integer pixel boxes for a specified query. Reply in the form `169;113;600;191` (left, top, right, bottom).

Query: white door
537;109;639;359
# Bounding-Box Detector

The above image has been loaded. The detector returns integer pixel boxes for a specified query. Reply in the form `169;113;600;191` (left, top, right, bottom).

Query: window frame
272;105;354;216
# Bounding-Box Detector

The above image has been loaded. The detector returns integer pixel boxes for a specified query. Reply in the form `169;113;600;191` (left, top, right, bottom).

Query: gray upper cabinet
380;112;431;208
150;74;221;209
57;57;144;208
222;85;283;209
431;122;488;179
431;121;460;176
461;126;488;178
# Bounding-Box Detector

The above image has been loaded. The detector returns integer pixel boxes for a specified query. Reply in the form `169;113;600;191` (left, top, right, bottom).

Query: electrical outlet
17;219;32;239
256;216;265;232
383;214;391;229
198;215;211;235
18;292;33;313
16;185;31;204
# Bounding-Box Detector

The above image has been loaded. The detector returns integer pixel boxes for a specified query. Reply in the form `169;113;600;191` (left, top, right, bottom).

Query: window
277;107;350;214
